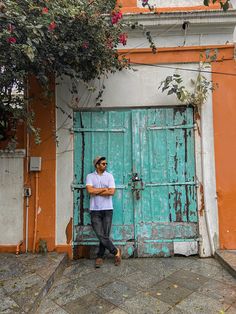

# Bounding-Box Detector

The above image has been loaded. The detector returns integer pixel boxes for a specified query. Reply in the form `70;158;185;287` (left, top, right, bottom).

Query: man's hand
86;185;107;195
99;188;115;196
86;185;115;196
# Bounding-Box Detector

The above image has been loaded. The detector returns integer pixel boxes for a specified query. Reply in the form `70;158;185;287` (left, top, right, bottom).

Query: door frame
71;103;219;257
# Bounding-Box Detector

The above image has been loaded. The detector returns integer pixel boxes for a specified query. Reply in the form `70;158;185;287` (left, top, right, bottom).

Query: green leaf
22;45;35;62
167;89;174;95
222;1;230;12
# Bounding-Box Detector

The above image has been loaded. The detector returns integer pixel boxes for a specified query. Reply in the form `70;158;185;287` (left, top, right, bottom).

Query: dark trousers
91;210;117;258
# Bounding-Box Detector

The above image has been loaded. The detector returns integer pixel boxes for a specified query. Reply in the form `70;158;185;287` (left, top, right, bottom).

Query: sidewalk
1;253;236;314
0;253;67;313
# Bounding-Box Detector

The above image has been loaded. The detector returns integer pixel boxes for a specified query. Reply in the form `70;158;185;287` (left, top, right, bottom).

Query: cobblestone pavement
36;256;236;314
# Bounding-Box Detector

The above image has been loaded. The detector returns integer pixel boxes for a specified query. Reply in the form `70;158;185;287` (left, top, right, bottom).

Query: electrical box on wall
30;157;42;171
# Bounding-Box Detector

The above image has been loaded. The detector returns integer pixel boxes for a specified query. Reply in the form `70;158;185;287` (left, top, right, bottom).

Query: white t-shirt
86;171;115;211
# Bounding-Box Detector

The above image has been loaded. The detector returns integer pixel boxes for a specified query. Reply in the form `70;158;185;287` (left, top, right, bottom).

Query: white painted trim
55;77;74;245
200;90;219;255
137;0;203;8
0;149;26;158
121;10;236;48
122;9;236;25
193;67;218;257
195;114;212;257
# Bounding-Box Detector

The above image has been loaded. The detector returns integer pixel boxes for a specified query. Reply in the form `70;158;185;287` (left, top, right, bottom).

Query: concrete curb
30;253;68;313
215;250;236;279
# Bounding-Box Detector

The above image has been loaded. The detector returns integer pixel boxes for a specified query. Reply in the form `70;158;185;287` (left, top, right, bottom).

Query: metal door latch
131;173;144;200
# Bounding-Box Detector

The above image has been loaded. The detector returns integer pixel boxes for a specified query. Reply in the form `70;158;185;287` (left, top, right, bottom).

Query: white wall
60;64;208;108
137;0;203;8
0;150;25;244
123;32;234;49
56;63;218;256
56;79;74;244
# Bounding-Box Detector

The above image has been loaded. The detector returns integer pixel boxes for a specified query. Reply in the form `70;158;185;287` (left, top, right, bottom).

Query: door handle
131;173;140;182
130;173;144;200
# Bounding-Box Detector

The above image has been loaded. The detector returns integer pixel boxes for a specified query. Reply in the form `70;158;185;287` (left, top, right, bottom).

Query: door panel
73;111;135;255
73;107;198;257
132;108;197;256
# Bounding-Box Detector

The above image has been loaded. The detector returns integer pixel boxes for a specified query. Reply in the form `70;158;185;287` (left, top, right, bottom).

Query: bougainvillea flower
111;11;123;24
82;41;89;49
42;7;49;14
119;33;127;46
48;21;56;31
7;37;16;44
107;38;113;49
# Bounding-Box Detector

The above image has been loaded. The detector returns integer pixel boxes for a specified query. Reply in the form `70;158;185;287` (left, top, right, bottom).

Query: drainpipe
24;186;31;253
33;172;39;253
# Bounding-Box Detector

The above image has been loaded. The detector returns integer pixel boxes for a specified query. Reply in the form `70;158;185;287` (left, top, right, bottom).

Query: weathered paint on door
73;107;198;257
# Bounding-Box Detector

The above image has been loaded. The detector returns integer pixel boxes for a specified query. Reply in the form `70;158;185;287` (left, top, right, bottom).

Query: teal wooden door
73;107;198;257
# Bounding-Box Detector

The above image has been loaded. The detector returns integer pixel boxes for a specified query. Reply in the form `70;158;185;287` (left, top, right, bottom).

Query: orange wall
0;77;56;253
212;60;236;249
26;76;56;252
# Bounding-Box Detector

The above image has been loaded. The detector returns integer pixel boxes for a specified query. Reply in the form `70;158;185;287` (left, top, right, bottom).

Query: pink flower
111;11;123;24
42;7;49;14
82;41;89;49
119;33;127;46
48;21;56;31
107;38;113;49
7;37;16;44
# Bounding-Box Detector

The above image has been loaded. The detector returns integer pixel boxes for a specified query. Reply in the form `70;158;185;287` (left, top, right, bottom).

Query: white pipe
25;195;29;253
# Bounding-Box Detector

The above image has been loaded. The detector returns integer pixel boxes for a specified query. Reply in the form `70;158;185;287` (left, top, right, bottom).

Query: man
86;156;121;268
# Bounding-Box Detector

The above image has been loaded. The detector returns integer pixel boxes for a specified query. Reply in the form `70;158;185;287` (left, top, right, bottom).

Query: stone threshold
215;250;236;279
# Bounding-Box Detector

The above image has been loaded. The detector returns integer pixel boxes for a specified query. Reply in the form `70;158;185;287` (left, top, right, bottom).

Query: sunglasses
100;162;107;166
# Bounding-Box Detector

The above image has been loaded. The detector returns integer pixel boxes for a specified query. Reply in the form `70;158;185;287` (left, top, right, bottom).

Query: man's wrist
96;188;108;195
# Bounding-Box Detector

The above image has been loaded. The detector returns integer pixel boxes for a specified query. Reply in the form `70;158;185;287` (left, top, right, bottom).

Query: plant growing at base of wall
0;0;127;146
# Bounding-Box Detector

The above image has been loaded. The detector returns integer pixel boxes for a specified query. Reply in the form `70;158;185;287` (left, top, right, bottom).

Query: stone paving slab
61;292;116;314
0;253;67;313
148;279;192;306
196;278;236;305
119;293;172;314
165;269;209;291
175;292;230;314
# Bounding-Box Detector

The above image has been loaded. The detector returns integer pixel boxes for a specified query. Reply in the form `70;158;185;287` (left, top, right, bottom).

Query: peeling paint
199;183;205;216
79;112;85;226
73;108;198;257
66;217;73;244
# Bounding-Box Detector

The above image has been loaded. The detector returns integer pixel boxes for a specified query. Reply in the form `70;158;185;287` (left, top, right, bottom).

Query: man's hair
93;156;106;167
97;157;106;165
